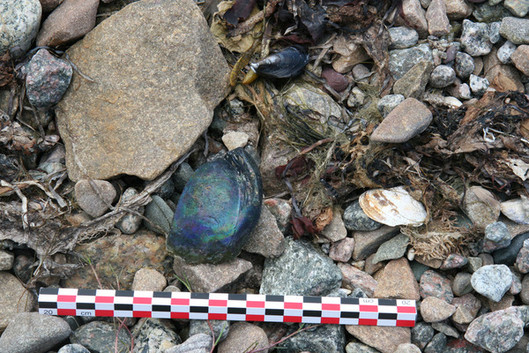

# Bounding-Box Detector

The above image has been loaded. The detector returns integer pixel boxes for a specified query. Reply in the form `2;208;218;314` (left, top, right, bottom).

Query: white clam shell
501;196;529;225
359;186;427;227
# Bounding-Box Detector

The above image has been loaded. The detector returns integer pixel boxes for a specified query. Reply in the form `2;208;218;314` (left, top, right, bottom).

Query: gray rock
26;49;72;109
461;20;493;56
0;0;41;58
471;264;513;302
172;162;194;193
377;94;405;117
132;318;181;353
372;233;409;264
483;221;511;252
500;17;529;44
56;0;230;181
429;65;456;88
389;44;433;80
189;320;229;343
452;272;473;296
260;237;342;296
144;195;173;235
282;83;343;122
347;86;367;108
345;342;380;353
116;187;144;234
473;3;511;22
243;205;285;257
497;40;517;64
431;322;458;338
370;98;433;143
172;256;252;293
411;321;434;349
493;232;529;265
38;145;66;175
424;332;447;353
393;60;433;99
279;323;346;353
488;21;502;44
165;333;212;353
343;201;382;231
0;272;37;330
389;27;419;49
218;322;268;353
465;308;524;352
74;179;116;218
0;250;14;270
469;74;489;95
504;0;529;17
0;312;71;353
353;226;399;260
454;52;475;79
71;321;131;352
58;344;91;353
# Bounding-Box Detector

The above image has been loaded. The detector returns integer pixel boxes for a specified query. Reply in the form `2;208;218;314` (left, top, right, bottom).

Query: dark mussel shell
167;148;263;264
250;46;309;79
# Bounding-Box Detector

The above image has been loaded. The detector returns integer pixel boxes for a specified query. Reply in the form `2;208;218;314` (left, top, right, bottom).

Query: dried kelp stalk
403;222;479;260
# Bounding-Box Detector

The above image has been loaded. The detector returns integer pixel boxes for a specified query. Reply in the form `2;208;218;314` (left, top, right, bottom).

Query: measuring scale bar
38;287;417;327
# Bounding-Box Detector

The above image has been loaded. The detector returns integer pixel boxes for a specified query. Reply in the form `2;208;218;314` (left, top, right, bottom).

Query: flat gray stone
500;17;529;44
471;264;513;302
56;0;230;181
0;0;41;58
371;98;433;143
389;27;419;49
372;233;409;264
144;195;173;235
260;237;342;296
0;312;70;353
353;226;399;260
389;44;433;80
504;0;529;17
393;60;433;98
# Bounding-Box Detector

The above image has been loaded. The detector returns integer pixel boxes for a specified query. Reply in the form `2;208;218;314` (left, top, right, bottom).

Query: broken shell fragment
501;196;529;225
358;186;427;227
250;46;309;79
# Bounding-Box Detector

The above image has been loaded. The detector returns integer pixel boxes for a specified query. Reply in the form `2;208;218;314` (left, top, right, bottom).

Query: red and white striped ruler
38;288;417;327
